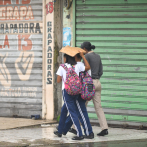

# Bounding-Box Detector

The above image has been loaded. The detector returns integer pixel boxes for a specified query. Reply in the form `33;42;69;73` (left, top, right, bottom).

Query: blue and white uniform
56;63;85;137
61;62;93;136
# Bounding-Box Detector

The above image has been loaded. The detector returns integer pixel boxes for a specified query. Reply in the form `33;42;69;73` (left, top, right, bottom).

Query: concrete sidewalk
0;124;147;146
0;117;56;130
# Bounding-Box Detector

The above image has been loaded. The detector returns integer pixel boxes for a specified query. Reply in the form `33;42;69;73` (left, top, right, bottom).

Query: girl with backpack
81;42;109;136
58;53;94;139
54;51;90;140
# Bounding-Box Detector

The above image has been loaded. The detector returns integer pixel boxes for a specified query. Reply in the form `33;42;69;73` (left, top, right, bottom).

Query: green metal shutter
75;0;147;127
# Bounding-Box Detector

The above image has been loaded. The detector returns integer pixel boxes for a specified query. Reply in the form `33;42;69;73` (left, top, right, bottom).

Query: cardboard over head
60;46;86;57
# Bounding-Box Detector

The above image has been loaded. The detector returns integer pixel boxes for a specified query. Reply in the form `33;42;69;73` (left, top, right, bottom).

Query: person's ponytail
81;42;95;51
91;45;95;50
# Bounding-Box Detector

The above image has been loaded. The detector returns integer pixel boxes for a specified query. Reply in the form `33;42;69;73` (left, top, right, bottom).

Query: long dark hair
64;54;77;65
81;42;95;51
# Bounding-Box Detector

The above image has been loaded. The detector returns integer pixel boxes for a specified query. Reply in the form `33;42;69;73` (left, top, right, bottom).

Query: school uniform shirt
56;63;85;90
87;70;91;76
78;61;91;76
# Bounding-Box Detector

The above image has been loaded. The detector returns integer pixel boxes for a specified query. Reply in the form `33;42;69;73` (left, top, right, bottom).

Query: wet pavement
50;139;147;147
0;124;147;146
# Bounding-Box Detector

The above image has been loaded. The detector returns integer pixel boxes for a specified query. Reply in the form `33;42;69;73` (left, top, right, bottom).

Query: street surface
0;124;147;146
51;139;147;147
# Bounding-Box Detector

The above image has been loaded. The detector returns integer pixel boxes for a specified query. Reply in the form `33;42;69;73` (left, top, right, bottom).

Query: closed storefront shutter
76;0;147;126
0;0;43;117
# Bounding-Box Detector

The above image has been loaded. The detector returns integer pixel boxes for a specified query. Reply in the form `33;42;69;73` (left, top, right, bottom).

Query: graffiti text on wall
0;0;34;21
46;2;53;15
0;0;42;97
0;23;41;34
0;34;33;50
0;87;37;97
47;21;53;84
0;35;35;88
0;53;11;87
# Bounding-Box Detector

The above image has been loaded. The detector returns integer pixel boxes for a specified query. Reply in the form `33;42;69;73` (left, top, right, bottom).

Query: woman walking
81;41;108;136
54;51;90;140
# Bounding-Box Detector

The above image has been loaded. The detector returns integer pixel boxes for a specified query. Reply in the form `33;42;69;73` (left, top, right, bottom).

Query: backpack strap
60;64;68;71
60;64;68;83
61;64;76;71
72;65;75;70
79;71;85;81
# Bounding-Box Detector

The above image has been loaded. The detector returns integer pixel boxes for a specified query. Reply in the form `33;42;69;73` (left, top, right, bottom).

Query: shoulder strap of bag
60;64;68;71
71;65;75;70
79;71;86;82
60;64;68;83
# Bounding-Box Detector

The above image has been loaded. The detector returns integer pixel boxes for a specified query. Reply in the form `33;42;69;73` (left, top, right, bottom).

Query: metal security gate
0;0;43;117
75;0;147;126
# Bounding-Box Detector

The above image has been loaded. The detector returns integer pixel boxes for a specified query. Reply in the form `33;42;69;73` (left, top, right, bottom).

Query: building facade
1;0;147;127
63;0;147;127
0;0;63;120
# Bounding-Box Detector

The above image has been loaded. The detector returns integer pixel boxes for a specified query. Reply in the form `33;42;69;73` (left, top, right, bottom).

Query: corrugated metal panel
0;0;43;117
76;0;147;126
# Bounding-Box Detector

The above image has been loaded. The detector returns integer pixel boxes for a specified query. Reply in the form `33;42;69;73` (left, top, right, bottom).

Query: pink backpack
79;71;95;101
61;64;81;95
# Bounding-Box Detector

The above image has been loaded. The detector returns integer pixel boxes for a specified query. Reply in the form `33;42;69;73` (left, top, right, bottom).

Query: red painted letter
22;0;30;4
16;0;19;4
22;35;32;50
18;35;32;51
49;2;53;13
0;0;3;5
4;0;11;5
3;35;9;48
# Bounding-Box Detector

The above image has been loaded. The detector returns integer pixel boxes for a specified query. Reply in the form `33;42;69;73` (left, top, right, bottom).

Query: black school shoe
69;128;77;135
56;126;66;136
54;131;62;137
72;136;84;140
84;132;94;139
97;129;108;136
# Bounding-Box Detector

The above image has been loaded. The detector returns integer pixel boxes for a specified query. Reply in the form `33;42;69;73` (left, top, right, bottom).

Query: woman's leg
92;79;108;130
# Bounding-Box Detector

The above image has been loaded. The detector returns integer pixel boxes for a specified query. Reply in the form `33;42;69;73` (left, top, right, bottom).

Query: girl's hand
79;50;90;71
79;51;84;57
